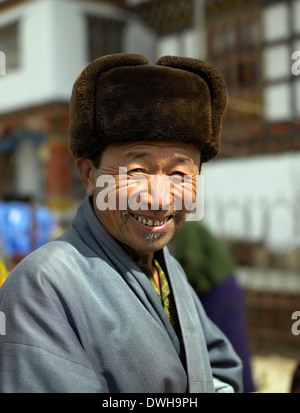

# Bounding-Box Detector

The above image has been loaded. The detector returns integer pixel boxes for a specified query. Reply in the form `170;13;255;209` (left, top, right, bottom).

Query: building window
263;3;290;42
224;65;236;88
209;17;261;58
248;19;260;49
237;18;260;52
264;82;292;121
224;26;236;53
236;59;259;87
264;44;290;81
86;15;125;62
0;21;20;71
211;29;224;58
237;61;250;85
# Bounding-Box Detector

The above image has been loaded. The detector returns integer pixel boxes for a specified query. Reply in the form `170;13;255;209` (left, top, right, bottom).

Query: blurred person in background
0;195;57;268
171;221;256;392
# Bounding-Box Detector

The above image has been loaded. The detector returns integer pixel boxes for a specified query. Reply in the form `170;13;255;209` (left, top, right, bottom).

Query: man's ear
76;158;96;196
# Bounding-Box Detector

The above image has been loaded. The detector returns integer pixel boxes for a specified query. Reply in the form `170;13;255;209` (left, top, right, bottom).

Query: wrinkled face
80;142;201;255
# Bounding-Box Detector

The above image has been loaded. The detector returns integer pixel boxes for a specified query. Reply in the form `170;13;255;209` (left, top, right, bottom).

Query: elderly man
0;54;243;393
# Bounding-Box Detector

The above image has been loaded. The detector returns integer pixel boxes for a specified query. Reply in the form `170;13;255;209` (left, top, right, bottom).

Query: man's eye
170;172;186;180
128;168;146;174
169;173;186;184
171;172;186;177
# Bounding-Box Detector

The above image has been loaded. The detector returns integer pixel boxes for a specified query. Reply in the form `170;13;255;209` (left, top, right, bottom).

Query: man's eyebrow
173;156;191;164
124;152;152;161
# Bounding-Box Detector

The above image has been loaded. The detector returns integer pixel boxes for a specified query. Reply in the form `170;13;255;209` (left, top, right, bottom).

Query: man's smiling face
79;141;201;255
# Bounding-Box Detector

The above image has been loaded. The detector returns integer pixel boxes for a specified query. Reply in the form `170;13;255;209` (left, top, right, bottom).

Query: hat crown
69;53;227;163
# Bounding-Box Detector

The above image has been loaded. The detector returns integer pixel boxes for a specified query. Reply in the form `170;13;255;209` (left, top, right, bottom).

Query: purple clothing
199;275;256;393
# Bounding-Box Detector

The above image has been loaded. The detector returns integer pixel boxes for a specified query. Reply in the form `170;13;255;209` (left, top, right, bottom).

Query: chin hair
143;232;163;242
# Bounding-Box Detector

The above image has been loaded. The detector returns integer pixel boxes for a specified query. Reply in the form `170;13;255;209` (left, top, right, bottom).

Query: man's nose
148;174;172;211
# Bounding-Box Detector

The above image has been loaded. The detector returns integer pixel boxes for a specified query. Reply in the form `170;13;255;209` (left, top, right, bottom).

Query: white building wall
156;28;198;60
202;153;300;252
46;0;87;101
0;0;51;113
0;0;84;113
123;16;156;63
0;0;131;114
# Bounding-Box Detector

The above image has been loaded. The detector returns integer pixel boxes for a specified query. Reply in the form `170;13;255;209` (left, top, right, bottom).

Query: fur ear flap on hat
69;53;227;163
69;53;149;161
156;56;228;162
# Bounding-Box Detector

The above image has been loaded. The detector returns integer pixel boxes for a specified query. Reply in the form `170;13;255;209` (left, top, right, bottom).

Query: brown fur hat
69;53;227;163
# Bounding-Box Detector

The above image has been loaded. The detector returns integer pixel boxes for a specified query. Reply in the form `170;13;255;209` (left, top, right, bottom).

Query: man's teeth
134;215;170;226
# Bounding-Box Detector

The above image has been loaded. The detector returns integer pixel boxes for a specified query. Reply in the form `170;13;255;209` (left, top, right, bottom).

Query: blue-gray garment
0;196;243;393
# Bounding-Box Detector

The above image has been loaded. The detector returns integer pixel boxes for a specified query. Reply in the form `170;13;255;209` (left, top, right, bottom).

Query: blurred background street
252;353;296;393
1;0;300;392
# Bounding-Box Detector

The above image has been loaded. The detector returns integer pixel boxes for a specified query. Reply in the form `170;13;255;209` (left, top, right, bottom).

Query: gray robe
0;196;242;393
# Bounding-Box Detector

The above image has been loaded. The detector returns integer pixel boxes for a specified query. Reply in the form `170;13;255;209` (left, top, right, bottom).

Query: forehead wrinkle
124;152;193;164
120;144;201;170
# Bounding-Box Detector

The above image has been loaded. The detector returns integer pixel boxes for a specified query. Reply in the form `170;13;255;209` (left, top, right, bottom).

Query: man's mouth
130;213;174;228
